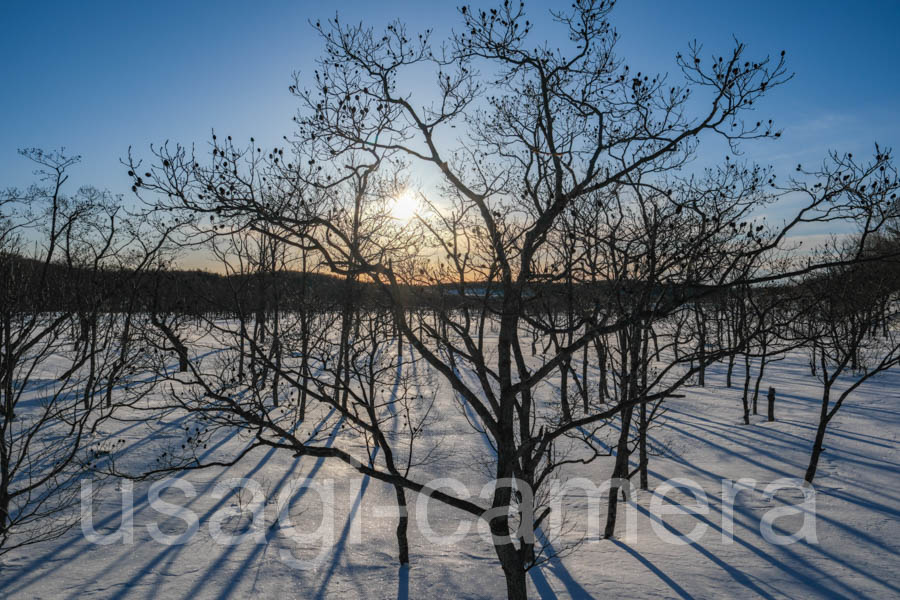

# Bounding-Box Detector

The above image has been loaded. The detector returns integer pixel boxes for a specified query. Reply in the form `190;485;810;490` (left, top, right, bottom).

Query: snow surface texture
1;344;898;600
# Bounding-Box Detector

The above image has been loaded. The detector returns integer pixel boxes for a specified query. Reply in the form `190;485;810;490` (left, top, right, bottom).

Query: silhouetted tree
123;2;900;597
0;149;164;553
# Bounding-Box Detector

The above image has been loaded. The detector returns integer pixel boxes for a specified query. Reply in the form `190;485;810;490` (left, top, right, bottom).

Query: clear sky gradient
3;0;899;212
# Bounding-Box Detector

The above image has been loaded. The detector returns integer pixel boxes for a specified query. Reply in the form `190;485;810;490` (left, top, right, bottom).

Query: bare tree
0;149;163;553
799;239;900;483
123;2;900;597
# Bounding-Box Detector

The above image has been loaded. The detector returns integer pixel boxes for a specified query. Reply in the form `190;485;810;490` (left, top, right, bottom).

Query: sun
390;189;418;221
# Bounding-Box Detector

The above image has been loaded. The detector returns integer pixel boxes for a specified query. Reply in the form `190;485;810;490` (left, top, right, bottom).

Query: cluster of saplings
3;2;900;598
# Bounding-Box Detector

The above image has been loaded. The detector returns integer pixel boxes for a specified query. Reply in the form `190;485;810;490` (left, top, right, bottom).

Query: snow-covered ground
1;340;898;599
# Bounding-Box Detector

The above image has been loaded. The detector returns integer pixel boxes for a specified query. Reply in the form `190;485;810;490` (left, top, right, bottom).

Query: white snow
1;336;898;600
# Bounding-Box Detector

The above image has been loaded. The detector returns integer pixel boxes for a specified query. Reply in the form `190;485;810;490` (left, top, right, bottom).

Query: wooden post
767;386;776;422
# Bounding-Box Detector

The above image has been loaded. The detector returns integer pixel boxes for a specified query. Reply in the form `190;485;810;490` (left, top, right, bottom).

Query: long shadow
15;348;226;411
311;449;376;600
156;354;328;597
88;360;333;599
448;358;591;597
579;421;770;599
680;392;900;450
197;417;341;598
774;418;898;448
3;415;246;596
61;413;332;600
660;414;802;477
313;347;408;600
9;350;230;493
580;397;898;598
607;539;693;600
664;409;900;483
841;403;900;418
5;343;323;597
632;502;778;599
397;564;410;600
6;403;193;491
645;495;864;599
665;412;900;510
663;444;900;596
531;528;594;599
527;564;559;600
635;504;774;600
186;412;342;600
665;417;900;550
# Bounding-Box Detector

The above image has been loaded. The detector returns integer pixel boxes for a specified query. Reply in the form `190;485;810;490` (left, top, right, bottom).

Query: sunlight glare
391;190;418;221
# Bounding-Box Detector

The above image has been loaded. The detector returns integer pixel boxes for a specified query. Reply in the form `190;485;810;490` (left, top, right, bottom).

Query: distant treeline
0;254;361;315
0;252;742;316
5;246;900;317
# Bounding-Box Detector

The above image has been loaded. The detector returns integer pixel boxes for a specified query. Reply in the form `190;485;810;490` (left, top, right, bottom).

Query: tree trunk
559;360;572;423
238;317;247;381
696;310;706;387
697;348;706;386
2;315;13;420
492;441;528;599
394;484;410;565
582;343;589;414
751;344;767;416
604;405;634;538
638;402;648;491
741;353;752;425
271;337;281;407
150;313;188;373
638;326;650;490
496;545;528;600
0;488;9;544
298;253;309;420
805;419;828;484
805;387;831;483
596;341;607;404
767;386;776;422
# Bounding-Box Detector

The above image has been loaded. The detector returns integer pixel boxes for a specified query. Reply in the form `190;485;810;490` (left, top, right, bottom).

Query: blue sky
2;0;899;201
